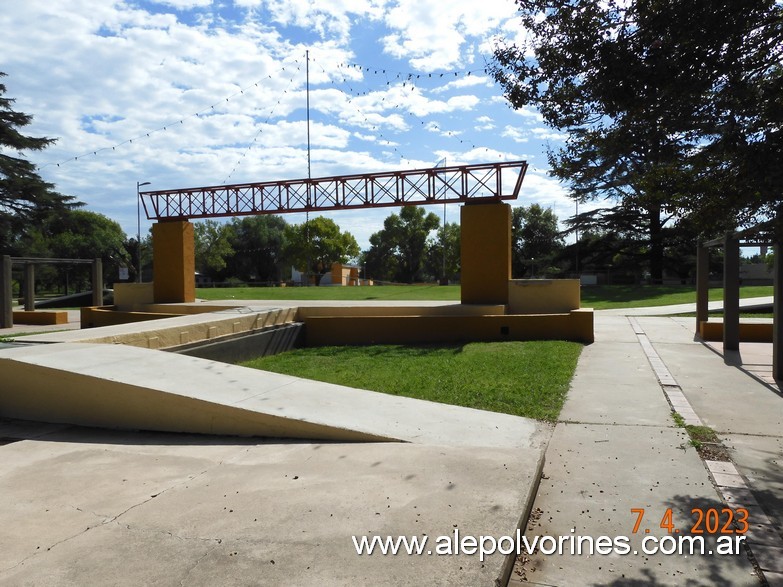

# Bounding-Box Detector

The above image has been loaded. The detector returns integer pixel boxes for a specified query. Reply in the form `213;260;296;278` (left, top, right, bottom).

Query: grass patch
196;284;460;301
242;341;582;421
673;309;773;319
685;425;720;449
198;283;772;309
672;412;728;460
581;284;772;310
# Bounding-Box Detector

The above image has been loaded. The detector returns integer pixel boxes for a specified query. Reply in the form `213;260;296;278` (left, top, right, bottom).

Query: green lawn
198;283;773;309
242;341;583;421
196;284;460;301
579;284;772;310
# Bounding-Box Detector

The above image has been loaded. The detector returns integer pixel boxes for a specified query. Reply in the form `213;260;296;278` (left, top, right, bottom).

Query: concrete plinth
460;203;511;305
152;220;195;303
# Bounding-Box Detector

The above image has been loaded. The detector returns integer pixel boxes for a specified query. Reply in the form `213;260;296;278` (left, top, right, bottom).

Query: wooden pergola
0;256;103;329
696;222;781;380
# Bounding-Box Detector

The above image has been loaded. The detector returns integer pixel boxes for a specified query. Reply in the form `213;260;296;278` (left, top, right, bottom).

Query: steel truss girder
140;161;528;221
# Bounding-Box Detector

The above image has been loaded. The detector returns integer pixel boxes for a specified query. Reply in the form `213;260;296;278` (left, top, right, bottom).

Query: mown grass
198;283;773;309
196;284;460;301
242;341;583;421
580;284;772;310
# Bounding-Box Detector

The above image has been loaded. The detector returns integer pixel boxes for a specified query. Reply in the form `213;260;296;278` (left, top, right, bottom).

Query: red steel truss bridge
140;160;528;221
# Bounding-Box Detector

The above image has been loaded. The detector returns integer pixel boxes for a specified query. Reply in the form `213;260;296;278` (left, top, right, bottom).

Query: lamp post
137;181;151;282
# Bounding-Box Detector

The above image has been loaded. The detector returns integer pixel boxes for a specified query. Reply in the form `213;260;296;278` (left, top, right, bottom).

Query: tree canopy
512;204;563;278
0;72;77;251
363;206;441;283
283;216;360;277
491;1;783;279
225;216;287;282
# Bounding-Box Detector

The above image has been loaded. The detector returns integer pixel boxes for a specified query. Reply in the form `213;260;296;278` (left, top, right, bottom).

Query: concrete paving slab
705;341;779;388
722;433;783;536
0;342;547;448
558;339;674;426
0;309;80;336
653;342;783;436
592;314;639;343
633;316;697;345
510;422;756;586
0;427;543;586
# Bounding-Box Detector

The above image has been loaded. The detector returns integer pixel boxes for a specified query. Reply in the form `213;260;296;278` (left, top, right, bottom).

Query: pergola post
723;234;740;352
1;255;12;329
152;221;195;303
696;244;709;334
92;258;103;307
460;202;511;305
24;263;35;311
774;243;783;381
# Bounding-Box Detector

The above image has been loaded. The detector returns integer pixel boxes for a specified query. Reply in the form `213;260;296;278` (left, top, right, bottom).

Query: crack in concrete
558;419;678;428
119;521;224;546
179;544;222;587
0;467;215;576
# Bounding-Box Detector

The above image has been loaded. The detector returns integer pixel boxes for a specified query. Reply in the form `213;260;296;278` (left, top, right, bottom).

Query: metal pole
92;258;103;306
137;181;151;282
575;198;579;275
696;245;709;335
442;202;447;283
24;263;35;311
1;255;12;328
723;234;740;352
305;49;311;286
774;242;783;380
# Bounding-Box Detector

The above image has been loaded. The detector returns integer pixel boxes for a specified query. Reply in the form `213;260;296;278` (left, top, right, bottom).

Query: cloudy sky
1;0;573;250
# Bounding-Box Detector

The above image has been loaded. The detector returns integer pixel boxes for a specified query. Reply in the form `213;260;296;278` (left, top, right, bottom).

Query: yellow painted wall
12;310;68;325
80;306;179;329
508;279;581;314
0;347;391;441
461;203;511;305
152;220;195;303
78;306;296;348
329;263;361;286
699;321;773;343
304;309;594;346
113;282;155;308
296;304;506;320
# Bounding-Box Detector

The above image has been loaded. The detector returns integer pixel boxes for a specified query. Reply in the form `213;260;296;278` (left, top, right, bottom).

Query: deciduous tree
363;206;440;283
283;216;359;277
491;1;783;279
512;204;563;278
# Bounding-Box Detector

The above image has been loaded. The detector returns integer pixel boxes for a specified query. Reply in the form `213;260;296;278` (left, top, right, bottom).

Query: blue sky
0;0;574;250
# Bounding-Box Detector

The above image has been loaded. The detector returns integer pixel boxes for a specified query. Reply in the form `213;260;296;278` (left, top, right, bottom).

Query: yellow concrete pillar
152;220;195;303
460;202;511;305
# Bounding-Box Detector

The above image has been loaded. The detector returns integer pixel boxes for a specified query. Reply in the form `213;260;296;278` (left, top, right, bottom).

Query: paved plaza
1;299;781;586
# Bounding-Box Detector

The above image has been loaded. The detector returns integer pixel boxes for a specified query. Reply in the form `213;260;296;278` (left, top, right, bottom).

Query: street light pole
137;181;151;282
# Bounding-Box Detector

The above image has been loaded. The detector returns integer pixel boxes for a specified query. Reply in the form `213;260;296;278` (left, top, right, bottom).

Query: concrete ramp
0;343;546;449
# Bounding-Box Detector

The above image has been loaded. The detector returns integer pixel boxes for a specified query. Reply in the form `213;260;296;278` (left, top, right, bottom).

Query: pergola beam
140;161;528;221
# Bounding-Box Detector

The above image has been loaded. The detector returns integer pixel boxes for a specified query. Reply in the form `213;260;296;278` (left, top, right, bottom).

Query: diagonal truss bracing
140;160;528;221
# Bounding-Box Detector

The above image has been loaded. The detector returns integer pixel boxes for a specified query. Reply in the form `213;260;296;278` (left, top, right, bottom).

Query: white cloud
501;126;529;143
431;74;492;94
153;0;213;9
381;0;519;70
0;0;563;249
474;115;494;131
531;127;568;141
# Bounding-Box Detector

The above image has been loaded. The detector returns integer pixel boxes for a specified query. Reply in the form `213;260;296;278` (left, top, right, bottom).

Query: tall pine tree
0;72;76;252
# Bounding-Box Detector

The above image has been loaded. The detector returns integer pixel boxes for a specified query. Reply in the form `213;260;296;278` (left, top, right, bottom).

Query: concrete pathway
0;421;541;587
0;299;547;587
510;312;782;586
